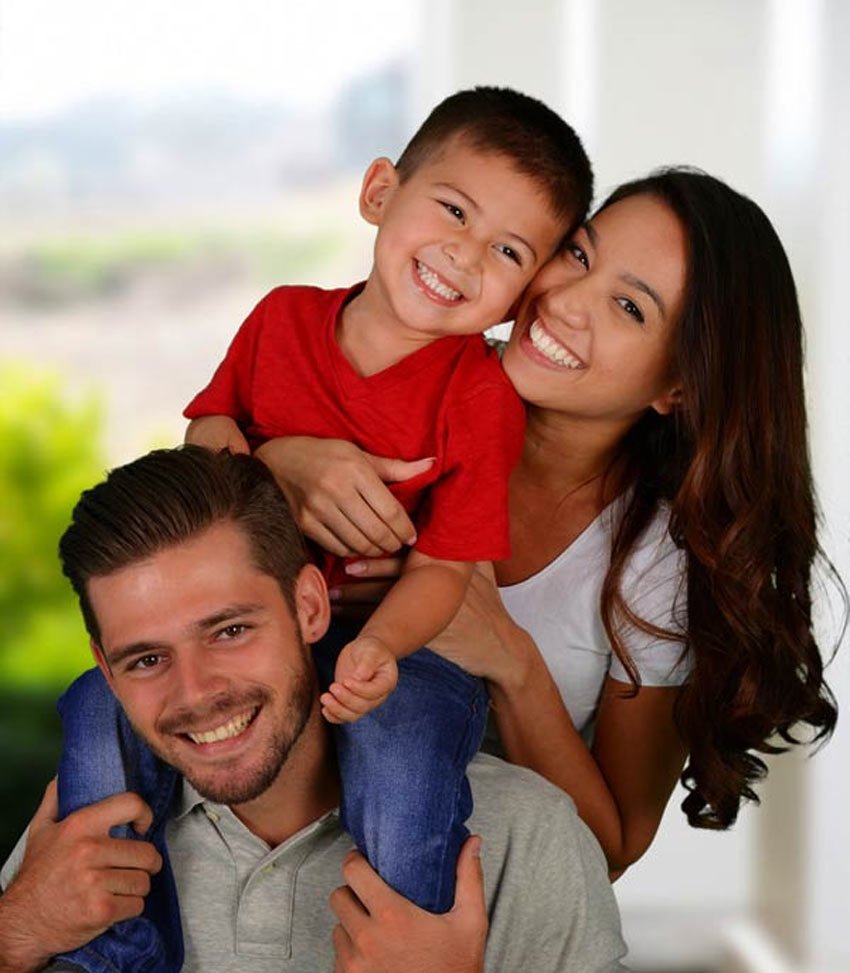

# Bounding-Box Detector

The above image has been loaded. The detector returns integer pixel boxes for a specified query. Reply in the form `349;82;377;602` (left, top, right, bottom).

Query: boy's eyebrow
104;603;265;667
583;221;666;316
435;182;537;259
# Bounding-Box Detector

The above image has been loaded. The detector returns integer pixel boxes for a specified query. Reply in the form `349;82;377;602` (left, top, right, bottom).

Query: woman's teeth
416;261;462;301
529;320;583;368
187;708;257;744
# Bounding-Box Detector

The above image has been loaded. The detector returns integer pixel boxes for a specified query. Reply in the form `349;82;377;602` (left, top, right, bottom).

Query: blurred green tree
0;365;105;859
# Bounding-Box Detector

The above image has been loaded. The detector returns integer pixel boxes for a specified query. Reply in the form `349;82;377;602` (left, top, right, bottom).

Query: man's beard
145;668;316;806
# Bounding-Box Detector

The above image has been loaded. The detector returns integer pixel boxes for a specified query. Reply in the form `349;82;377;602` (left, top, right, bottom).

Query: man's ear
359;157;400;226
90;639;115;686
650;384;684;416
293;563;331;645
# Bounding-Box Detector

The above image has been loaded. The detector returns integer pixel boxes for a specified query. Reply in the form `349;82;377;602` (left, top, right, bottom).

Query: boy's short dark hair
396;86;593;230
59;445;309;645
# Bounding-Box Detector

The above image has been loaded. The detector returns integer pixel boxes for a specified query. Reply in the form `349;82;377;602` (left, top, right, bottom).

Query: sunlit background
2;2;848;971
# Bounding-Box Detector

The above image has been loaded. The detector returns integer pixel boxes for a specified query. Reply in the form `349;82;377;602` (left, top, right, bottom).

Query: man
0;446;628;972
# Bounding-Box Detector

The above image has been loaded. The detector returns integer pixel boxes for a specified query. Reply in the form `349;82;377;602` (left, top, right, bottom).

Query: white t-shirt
499;501;690;734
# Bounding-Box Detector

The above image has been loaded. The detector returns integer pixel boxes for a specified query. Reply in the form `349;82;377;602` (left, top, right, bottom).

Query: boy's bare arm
184;415;250;454
320;551;474;724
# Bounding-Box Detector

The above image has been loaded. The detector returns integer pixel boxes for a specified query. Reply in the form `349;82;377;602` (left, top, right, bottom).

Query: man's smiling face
88;520;324;808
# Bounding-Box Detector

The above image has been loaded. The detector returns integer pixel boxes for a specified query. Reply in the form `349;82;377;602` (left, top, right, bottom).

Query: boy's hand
0;780;162;972
185;415;250;454
320;635;398;723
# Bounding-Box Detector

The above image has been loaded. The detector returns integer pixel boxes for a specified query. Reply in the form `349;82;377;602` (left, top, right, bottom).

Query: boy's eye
616;297;645;325
565;242;589;269
441;201;465;223
495;244;522;266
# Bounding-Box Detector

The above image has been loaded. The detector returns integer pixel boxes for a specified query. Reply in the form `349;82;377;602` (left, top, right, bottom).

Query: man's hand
320;635;398;723
330;836;487;973
0;780;162;973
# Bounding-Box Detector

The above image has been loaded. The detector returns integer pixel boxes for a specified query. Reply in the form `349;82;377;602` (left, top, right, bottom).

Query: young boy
53;86;592;969
181;87;592;911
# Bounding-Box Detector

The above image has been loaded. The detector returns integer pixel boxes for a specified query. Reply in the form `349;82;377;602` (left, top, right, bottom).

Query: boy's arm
184;415;249;454
320;551;473;724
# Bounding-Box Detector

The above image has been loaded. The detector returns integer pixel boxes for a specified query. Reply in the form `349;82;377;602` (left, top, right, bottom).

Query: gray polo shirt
2;754;628;972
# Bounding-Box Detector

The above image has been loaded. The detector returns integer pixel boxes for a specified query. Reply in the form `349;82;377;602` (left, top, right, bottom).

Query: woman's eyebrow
622;273;666;316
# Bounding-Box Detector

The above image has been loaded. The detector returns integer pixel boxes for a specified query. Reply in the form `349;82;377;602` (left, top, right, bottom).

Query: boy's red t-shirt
185;284;525;567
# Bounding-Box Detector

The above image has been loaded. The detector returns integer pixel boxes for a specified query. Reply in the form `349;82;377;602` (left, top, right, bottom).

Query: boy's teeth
187;708;256;744
416;260;462;301
529;320;583;369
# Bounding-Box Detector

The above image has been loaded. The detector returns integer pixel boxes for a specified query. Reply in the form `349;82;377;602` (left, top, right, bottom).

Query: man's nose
167;653;227;709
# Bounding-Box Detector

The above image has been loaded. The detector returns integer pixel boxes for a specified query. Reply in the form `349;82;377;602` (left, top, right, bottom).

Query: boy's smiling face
359;136;568;343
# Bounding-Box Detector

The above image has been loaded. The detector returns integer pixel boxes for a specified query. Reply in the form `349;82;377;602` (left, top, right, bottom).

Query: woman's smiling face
502;193;688;428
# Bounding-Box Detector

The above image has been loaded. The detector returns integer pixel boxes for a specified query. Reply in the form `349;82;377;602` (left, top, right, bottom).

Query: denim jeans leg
54;667;183;973
315;626;488;914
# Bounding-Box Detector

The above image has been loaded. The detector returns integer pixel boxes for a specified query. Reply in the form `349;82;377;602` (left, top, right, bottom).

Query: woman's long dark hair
598;168;844;828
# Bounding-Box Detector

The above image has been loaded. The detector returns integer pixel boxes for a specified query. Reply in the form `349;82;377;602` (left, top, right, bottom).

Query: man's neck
229;712;339;848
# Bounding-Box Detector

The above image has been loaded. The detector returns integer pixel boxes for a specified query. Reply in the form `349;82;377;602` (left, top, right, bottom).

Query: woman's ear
650;384;684;416
293;563;331;645
359;157;400;226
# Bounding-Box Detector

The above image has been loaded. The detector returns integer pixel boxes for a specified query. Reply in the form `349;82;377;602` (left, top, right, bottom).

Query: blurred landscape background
2;2;848;971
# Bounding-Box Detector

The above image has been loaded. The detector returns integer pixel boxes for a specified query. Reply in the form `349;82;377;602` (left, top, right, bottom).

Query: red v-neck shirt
185;284;525;565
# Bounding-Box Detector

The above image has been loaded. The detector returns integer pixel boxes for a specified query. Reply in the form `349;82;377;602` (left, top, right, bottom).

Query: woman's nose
539;282;591;330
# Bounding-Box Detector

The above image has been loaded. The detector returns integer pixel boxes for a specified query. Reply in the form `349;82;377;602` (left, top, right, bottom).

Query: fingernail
471;836;482;857
407;532;417;546
345;562;367;576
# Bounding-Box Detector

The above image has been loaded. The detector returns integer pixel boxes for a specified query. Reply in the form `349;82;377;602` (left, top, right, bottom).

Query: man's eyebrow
105;603;266;667
434;181;537;259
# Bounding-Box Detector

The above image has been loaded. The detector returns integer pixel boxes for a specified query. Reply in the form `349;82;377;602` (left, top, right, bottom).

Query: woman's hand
429;562;530;687
253;437;434;557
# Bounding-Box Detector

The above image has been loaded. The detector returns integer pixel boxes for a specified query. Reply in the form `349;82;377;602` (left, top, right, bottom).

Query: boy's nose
443;238;481;272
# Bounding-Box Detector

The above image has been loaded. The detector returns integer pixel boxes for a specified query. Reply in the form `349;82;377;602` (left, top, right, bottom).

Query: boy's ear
650;384;684;416
359;157;400;226
293;563;331;645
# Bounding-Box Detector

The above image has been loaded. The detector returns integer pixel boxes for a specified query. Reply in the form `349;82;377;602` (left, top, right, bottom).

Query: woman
259;168;843;875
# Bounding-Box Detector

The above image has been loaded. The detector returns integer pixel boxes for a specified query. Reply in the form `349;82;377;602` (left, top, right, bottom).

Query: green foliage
0;365;104;688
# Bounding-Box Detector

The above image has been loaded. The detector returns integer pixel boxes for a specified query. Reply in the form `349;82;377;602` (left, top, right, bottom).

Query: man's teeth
416;261;462;301
529;320;583;368
187;708;256;745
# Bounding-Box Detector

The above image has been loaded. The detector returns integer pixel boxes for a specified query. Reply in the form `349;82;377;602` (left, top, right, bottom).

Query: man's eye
441;201;465;222
130;654;160;671
217;624;249;641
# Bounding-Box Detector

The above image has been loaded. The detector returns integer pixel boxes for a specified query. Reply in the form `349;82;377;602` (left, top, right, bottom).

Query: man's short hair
396;85;593;230
59;446;309;645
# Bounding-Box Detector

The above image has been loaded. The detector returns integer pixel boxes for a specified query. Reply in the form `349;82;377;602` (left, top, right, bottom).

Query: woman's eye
495;244;522;266
617;297;645;324
565;242;589;269
441;201;465;223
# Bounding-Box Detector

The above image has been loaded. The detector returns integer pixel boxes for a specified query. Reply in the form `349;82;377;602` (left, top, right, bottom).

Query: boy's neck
337;274;446;377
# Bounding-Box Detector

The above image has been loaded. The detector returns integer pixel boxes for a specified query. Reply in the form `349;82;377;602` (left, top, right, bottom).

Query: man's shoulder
468;751;578;816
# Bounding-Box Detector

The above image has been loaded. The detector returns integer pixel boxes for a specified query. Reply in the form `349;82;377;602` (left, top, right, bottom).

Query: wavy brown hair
597;168;844;828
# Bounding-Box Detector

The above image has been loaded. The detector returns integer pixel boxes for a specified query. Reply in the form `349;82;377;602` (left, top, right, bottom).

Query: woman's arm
429;563;686;875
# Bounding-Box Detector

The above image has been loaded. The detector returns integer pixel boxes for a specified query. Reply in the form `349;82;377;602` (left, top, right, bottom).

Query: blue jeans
314;622;489;913
55;668;182;973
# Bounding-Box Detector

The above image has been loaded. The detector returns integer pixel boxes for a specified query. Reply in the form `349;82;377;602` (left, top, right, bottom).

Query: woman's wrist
486;620;538;696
